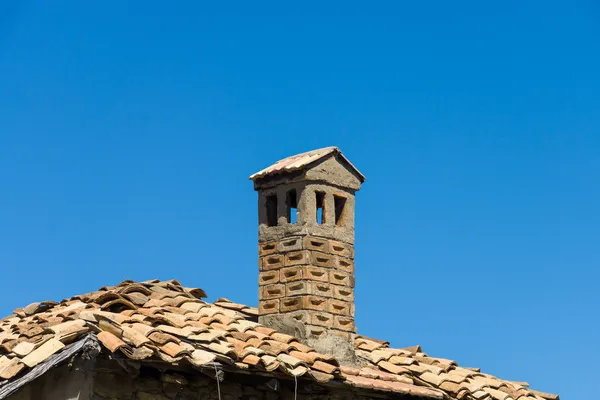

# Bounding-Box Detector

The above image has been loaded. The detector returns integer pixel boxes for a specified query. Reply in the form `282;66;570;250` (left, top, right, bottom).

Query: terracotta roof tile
0;357;25;380
354;336;558;400
0;280;557;400
21;338;64;368
249;146;366;183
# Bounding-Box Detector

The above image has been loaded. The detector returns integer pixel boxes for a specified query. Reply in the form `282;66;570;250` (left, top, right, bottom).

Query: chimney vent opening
266;194;278;227
286;190;298;224
316;191;326;225
334;195;347;226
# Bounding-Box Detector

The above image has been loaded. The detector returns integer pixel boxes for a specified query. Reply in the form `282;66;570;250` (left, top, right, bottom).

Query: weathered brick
285;281;332;297
284;250;311;266
259;241;278;256
311;312;334;328
285;310;310;324
260;284;285;300
328;240;353;258
280;297;305;313
311;251;334;268
305;324;326;340
329;270;354;287
303;236;329;252
333;315;355;332
277;236;303;252
312;282;333;298
259;271;279;286
330;330;353;340
334;256;354;274
259;299;279;314
333;285;354;302
279;266;303;283
285;281;307;297
304;296;327;311
261;254;284;270
327;298;351;316
303;266;329;282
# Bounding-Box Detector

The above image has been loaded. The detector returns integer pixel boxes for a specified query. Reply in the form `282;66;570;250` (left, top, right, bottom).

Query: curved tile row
354;336;558;400
0;280;340;385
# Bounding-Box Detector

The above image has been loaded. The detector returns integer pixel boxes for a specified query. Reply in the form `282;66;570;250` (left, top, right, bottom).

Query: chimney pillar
250;147;365;365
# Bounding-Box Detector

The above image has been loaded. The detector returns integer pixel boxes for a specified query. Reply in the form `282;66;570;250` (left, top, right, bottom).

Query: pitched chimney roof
249;146;366;183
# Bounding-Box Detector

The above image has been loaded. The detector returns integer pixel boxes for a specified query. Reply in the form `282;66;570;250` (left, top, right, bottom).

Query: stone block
261;254;284;271
94;372;133;399
138;392;170;400
284;250;311;266
259;299;279;314
329;330;353;340
277;236;303;252
259;241;278;256
284;281;306;297
162;382;183;398
310;312;334;328
328;240;353;258
303;266;329;282
279;297;304;313
285;281;332;297
259;271;279;286
284;310;311;324
333;315;355;332
311;282;333;297
334;256;354;274
303;236;329;252
333;285;354;302
279;266;303;283
304;295;327;311
260;284;285;300
220;382;243;398
305;324;326;340
134;376;163;393
327;298;351;316
311;251;334;268
329;269;354;287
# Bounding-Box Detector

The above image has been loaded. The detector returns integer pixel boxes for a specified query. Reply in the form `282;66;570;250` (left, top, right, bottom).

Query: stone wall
7;357;398;400
257;233;357;365
5;357;94;400
253;151;362;367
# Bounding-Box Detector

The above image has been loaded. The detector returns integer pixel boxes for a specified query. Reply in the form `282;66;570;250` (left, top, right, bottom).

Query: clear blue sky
1;2;598;398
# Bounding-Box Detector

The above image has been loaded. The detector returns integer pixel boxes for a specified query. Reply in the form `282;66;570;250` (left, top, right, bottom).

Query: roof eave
249;146;366;183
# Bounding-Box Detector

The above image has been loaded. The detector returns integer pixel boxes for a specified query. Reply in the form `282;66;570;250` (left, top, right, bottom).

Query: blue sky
1;2;598;398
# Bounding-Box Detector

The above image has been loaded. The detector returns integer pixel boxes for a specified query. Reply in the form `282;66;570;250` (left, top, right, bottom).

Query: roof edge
249;146;366;183
0;334;100;399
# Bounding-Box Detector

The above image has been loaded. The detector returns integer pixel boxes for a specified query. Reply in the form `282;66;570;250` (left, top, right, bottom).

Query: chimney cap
249;146;366;183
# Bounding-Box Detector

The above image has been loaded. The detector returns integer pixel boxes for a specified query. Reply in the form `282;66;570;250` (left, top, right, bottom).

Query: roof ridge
249;146;365;182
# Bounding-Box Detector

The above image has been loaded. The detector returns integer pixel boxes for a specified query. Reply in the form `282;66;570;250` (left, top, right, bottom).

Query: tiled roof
0;280;557;400
353;336;558;400
249;146;366;182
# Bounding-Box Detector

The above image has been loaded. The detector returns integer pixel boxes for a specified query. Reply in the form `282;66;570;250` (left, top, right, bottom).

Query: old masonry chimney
250;147;365;365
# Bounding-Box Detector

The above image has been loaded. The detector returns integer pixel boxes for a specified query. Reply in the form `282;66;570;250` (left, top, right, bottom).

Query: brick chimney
250;147;365;364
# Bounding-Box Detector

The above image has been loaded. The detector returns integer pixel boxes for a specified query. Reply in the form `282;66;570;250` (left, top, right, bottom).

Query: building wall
5;360;94;400
6;358;396;400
